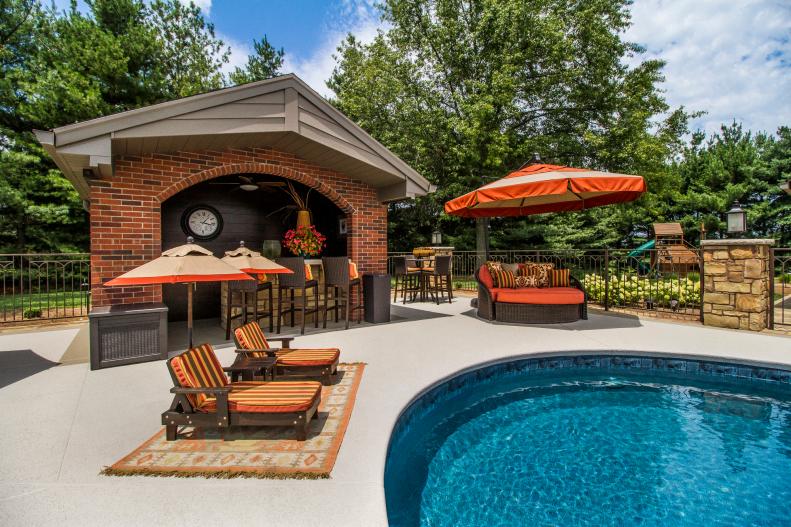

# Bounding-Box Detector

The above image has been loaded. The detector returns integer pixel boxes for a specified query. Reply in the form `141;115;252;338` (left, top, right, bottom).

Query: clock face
182;205;222;240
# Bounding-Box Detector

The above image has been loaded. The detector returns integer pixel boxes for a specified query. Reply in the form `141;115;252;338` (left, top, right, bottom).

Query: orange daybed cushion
276;348;340;367
496;287;584;305
198;381;321;413
478;264;494;290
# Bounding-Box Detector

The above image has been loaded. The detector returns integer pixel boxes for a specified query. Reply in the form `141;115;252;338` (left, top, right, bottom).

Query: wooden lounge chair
162;343;321;441
233;321;340;385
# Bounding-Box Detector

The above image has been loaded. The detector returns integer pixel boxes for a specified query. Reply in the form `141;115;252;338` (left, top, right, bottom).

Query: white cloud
625;0;791;135
218;32;252;77
181;0;212;15
282;0;383;98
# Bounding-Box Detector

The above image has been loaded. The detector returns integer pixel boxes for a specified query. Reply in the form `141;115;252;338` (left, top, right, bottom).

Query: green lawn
0;291;90;317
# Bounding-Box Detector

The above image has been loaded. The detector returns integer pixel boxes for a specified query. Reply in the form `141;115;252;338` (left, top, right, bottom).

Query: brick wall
89;147;387;308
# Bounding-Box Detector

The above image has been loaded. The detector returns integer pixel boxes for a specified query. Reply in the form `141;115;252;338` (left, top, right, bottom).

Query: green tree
0;0;257;252
149;0;229;97
329;0;691;252
229;35;284;85
672;123;790;244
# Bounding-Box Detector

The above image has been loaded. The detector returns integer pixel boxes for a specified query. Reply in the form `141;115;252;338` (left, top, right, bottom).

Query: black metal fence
769;248;791;330
388;248;703;318
0;253;91;322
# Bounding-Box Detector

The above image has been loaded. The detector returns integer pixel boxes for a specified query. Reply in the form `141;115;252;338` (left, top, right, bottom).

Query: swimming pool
384;355;791;527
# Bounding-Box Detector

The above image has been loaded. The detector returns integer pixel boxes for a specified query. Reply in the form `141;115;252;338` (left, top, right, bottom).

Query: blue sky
53;0;790;136
208;0;352;60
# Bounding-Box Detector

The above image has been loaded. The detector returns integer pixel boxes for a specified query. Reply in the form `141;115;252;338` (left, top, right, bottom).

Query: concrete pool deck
1;301;790;526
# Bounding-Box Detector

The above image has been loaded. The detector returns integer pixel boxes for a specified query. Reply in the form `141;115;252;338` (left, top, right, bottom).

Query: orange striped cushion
170;343;228;408
276;348;340;367
234;322;270;357
491;269;516;288
349;261;359;279
550;268;571;287
198;381;321;413
304;264;313;280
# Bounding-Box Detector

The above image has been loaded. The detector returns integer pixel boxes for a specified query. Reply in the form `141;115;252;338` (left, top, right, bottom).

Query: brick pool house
35;74;431;361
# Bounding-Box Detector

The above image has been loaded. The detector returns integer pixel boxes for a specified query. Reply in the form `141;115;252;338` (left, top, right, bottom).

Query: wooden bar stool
224;279;259;340
392;256;420;303
424;254;453;304
256;279;274;333
322;256;363;330
275;257;320;335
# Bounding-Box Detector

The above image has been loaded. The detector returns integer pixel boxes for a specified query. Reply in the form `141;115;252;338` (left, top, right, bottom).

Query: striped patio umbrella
105;238;253;347
444;162;646;218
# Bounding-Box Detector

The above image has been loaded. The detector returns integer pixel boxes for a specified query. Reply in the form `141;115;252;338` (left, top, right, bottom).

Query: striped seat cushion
276;348;340;367
198;381;321;413
234;321;270;357
170;343;228;408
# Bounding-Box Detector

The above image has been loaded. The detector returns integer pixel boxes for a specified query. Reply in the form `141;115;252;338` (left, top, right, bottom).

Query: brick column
701;239;775;331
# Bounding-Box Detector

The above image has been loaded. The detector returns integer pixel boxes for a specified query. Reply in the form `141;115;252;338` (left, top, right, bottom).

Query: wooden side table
224;356;277;382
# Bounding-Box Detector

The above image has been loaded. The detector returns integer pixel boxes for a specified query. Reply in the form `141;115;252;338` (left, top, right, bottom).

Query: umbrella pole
476;218;490;265
187;282;194;348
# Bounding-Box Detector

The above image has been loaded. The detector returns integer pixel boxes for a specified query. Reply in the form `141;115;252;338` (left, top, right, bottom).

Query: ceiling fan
209;175;287;192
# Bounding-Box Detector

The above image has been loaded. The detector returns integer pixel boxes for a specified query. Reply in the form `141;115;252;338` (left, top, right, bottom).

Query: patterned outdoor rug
103;363;364;479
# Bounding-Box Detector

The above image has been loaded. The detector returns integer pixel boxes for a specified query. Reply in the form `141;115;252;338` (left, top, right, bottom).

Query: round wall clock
181;205;223;241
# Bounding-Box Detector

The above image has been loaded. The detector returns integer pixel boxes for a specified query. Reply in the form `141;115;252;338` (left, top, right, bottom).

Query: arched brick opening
155;163;357;216
91;148;387;309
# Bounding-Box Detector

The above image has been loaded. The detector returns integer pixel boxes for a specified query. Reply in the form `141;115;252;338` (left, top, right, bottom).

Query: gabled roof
35;74;433;202
653;223;684;236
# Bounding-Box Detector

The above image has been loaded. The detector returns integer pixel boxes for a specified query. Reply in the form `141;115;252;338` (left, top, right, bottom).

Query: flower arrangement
282;225;326;257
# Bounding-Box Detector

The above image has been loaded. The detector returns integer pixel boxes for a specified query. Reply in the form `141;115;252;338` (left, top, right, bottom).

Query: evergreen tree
229;35;284;85
0;0;284;252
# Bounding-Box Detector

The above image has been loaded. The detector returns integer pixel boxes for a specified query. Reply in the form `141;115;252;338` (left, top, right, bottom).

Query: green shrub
582;273;700;309
23;308;43;319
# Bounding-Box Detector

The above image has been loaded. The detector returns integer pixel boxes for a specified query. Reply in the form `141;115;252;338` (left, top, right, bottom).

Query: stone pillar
701;239;775;331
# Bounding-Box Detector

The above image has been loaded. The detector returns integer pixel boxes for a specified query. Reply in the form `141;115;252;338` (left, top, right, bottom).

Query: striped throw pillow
491;270;516;289
518;263;555;287
491;269;517;288
550;269;571;287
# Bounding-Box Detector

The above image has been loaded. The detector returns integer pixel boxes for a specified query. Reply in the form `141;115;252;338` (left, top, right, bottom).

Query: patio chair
393;255;421;303
162;343;321;441
423;255;453;304
322;256;363;330
224;278;274;340
275;256;320;335
233;321;340;385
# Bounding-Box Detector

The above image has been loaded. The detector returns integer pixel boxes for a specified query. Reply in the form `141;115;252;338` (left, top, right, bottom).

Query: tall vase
296;209;311;228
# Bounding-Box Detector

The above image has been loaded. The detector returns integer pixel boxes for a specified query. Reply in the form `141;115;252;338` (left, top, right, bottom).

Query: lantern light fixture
431;229;442;246
726;201;746;235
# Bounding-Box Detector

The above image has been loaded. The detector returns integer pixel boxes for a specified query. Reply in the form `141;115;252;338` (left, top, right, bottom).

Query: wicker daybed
475;264;587;324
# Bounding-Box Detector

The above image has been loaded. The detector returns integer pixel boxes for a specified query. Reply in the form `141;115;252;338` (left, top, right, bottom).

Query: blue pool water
385;357;791;527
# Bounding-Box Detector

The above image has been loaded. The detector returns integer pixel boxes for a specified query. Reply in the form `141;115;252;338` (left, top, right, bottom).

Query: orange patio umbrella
221;241;294;276
221;242;293;331
105;237;253;347
444;161;646;218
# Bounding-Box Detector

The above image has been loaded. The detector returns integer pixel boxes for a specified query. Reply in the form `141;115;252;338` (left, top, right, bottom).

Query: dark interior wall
161;175;346;321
